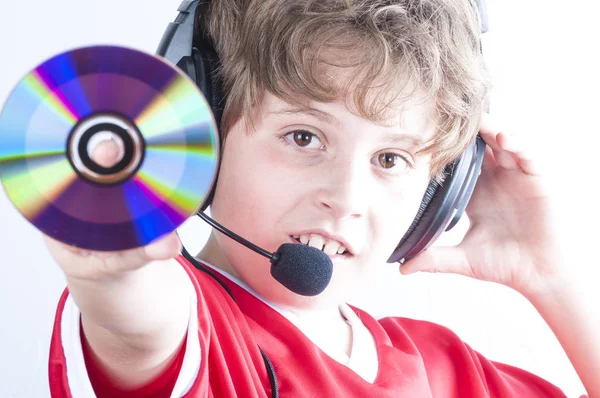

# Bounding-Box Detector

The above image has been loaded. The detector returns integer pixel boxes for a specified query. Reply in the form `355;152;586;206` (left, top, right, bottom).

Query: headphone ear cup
191;47;224;127
191;46;223;212
389;172;447;264
387;134;486;264
173;53;199;85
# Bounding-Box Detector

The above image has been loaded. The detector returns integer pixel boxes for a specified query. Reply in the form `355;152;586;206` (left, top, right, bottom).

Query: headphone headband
157;0;488;65
156;0;199;63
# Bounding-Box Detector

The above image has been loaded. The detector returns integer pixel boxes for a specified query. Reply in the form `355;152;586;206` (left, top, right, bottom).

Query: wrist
512;252;574;301
518;269;578;310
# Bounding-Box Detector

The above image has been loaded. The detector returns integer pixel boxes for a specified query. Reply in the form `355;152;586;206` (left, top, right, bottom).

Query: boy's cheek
372;189;428;259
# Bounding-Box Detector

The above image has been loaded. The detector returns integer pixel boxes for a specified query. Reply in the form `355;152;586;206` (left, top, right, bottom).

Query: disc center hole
88;131;125;169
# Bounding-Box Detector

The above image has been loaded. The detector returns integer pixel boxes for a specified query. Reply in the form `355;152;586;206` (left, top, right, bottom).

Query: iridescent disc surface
0;45;219;251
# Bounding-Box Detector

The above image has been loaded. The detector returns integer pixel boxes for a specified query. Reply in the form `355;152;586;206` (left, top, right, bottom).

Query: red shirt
49;254;577;397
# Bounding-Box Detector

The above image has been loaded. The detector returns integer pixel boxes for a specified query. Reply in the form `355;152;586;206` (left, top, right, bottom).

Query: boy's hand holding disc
43;139;182;280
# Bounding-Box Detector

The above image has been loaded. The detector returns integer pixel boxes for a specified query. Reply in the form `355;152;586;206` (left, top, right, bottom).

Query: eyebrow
268;106;427;148
381;133;427;148
268;107;344;130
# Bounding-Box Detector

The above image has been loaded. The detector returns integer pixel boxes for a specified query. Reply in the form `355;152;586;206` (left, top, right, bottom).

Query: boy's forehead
260;92;438;142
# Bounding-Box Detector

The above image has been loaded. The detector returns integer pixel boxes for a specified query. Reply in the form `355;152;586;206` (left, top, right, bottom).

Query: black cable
180;240;235;300
259;346;279;398
179;233;280;398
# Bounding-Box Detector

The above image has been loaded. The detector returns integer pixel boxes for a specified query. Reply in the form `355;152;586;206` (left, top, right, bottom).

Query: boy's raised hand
400;114;567;297
43;140;182;280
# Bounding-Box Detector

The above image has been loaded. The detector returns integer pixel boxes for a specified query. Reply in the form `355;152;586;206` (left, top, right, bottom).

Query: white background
0;1;598;397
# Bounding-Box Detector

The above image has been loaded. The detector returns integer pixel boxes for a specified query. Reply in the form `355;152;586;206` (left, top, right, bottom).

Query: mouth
288;234;354;259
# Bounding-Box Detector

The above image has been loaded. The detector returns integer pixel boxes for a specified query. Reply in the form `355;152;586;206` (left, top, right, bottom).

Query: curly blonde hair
197;0;491;183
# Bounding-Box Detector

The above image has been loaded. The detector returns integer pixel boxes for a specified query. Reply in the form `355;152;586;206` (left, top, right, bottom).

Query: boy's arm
46;232;191;391
67;256;192;390
45;141;193;391
400;117;597;396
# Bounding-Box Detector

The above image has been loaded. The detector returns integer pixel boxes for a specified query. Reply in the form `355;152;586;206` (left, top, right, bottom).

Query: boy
45;0;597;396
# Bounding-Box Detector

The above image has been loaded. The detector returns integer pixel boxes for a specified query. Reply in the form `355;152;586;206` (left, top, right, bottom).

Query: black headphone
157;0;488;266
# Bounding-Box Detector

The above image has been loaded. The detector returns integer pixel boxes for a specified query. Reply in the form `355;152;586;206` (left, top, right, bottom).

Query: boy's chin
259;273;353;310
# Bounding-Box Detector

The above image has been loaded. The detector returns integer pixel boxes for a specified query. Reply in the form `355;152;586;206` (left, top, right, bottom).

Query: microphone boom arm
196;211;280;263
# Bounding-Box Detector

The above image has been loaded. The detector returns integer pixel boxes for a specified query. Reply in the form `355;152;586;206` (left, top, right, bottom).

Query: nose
314;157;370;220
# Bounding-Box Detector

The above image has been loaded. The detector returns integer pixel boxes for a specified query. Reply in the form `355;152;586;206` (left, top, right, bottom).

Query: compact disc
0;45;219;251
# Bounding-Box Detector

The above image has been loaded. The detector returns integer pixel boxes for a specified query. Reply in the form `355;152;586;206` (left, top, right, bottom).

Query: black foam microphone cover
270;243;333;296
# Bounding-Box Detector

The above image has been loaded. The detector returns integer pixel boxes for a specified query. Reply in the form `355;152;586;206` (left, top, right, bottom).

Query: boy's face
207;92;436;308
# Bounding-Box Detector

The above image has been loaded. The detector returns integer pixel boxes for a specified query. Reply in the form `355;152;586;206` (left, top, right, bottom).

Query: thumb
91;135;122;168
142;231;183;262
399;245;471;277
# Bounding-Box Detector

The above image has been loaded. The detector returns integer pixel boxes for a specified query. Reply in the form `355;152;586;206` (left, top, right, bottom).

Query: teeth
294;233;349;255
308;234;325;251
323;240;341;255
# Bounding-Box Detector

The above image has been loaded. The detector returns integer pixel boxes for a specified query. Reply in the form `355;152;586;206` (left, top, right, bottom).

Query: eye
283;130;324;150
373;152;413;170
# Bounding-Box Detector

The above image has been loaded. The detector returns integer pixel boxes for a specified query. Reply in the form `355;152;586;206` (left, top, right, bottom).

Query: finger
44;229;181;269
98;231;182;263
516;157;541;176
144;231;183;261
399;245;472;278
90;134;122;168
481;145;497;171
496;132;542;176
479;113;518;168
479;112;502;137
479;128;520;170
43;233;93;258
75;231;183;275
